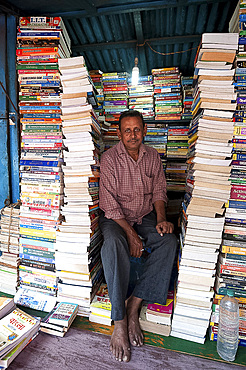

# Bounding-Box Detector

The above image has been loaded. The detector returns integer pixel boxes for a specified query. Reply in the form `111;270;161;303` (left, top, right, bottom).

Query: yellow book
19;227;56;240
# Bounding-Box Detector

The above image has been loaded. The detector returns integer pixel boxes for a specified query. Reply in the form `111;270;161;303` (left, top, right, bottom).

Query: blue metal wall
0;14;19;209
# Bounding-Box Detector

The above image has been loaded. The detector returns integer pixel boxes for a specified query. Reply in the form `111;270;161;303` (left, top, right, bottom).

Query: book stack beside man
56;56;104;317
171;32;238;344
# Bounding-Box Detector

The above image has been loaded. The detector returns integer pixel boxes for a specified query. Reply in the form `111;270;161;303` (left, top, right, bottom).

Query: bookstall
0;0;245;367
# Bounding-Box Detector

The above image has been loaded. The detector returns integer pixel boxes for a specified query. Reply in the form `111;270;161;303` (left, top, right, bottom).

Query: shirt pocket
117;180;135;203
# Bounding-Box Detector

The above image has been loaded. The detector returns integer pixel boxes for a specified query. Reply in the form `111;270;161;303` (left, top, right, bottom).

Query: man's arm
154;199;174;235
112;218;144;258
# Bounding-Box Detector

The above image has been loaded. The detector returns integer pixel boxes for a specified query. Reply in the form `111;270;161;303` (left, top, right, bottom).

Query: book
139;305;171;336
48;302;78;327
0;297;15;319
0;307;40;358
14;287;57;311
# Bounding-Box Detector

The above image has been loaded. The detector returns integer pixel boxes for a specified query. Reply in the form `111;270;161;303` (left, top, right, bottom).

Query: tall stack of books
102;72;128;122
57;56;103;317
89;70;104;118
128;76;154;119
181;76;193;120
0;205;20;295
17;17;70;301
152;67;182;121
209;25;246;347
171;33;238;344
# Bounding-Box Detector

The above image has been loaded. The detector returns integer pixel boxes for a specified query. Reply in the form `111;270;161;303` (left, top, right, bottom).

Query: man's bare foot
127;296;144;347
110;316;131;362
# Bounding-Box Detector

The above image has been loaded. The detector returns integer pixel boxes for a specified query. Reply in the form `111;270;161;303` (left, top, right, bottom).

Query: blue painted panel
7;15;20;203
0;14;10;208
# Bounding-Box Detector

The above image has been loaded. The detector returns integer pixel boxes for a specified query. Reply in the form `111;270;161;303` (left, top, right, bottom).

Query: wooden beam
72;34;201;52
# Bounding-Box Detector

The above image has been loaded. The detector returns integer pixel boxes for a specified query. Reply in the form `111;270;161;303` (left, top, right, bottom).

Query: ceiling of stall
0;0;239;76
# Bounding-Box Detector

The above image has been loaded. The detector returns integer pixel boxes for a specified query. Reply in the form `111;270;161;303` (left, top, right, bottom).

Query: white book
172;313;209;327
58;56;85;69
195;61;232;69
198;68;235;76
170;330;206;344
61;79;91;88
62;84;93;94
193;156;231;166
173;303;212;320
201;33;239;45
61;104;91;115
171;320;208;337
203;109;234;119
201;43;237;50
177;286;214;299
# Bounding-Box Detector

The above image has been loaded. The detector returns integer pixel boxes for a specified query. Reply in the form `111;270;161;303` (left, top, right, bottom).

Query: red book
230;185;246;200
147;290;174;315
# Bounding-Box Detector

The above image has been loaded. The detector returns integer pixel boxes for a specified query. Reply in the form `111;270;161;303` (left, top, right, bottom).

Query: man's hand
127;231;144;258
156;220;174;236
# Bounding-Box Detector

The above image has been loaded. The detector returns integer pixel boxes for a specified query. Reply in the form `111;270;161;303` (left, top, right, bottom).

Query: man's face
117;116;147;152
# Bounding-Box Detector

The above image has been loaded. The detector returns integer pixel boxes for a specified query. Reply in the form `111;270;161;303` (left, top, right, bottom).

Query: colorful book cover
147;291;174;315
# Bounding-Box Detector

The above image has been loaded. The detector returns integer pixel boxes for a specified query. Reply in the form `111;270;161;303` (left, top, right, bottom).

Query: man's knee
101;232;129;259
159;233;177;257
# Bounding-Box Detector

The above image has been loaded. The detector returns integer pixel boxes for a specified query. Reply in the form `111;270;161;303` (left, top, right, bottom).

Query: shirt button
138;177;141;180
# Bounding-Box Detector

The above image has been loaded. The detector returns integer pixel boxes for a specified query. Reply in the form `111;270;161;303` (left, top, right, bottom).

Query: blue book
22;81;60;86
20;160;61;166
19;253;55;264
23;113;61;118
226;200;246;209
18;31;60;37
19;106;61;110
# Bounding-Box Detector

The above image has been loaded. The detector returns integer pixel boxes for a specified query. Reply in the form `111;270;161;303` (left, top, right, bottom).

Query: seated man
99;110;177;363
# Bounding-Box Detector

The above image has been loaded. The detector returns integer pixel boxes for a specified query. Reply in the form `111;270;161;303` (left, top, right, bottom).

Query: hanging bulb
132;57;139;86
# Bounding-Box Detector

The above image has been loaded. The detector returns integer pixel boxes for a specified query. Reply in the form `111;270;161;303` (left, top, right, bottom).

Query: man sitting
99;110;177;362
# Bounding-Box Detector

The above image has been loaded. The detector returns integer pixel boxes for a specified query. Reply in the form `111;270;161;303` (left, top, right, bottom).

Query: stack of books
166;124;189;192
89;70;104;118
152;67;182;120
165;162;187;193
171;33;238;344
40;301;78;337
209;23;246;347
57;56;103;317
101;121;120;150
139;290;174;336
102;72;128;122
0;303;40;369
128;76;154;119
144;123;168;165
0;205;20;295
89;283;112;326
181;76;193;120
17;17;70;302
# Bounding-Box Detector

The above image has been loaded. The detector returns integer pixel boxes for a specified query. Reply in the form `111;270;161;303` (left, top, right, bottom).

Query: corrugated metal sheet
2;0;239;76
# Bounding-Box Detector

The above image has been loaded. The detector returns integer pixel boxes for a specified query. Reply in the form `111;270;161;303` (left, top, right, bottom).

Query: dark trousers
99;211;177;321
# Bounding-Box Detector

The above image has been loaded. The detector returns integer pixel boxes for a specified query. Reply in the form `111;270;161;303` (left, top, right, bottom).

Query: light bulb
132;65;139;86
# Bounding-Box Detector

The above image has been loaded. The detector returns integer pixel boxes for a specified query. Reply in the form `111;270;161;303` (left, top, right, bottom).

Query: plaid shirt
99;140;167;225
